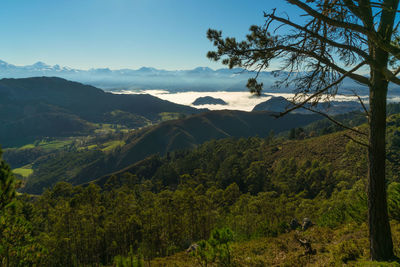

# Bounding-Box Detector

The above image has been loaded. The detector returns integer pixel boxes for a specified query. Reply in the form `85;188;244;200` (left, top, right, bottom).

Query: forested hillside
3;112;400;266
252;96;362;115
3;78;400;266
4;0;400;265
16;109;321;194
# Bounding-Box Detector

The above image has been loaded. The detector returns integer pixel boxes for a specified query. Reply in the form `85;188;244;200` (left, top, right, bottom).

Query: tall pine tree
207;0;400;260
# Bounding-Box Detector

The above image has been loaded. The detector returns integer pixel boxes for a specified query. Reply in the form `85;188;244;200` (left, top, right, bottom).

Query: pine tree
0;148;15;213
207;0;400;260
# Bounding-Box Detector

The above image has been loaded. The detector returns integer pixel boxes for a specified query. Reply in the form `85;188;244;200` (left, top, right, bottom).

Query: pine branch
266;11;370;60
298;105;368;136
355;93;370;118
288;0;400;61
287;0;370;34
247;45;370;85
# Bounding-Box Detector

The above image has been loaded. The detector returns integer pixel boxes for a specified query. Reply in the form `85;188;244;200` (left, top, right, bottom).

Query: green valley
4;111;400;266
3;76;400;266
3;0;400;265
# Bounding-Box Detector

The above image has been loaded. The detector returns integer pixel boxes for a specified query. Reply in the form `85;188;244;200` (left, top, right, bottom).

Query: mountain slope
82;110;321;185
192;96;227;105
21;110;321;193
114;110;321;169
253;96;363;115
93;123;356;189
0;77;201;147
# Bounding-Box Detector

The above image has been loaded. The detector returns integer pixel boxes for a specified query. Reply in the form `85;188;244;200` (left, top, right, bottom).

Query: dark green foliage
15;113;400;265
386;114;400;182
317;180;368;228
21;109;321;194
332;240;364;264
193;228;234;267
114;246;143;267
388;182;400;221
0;111;96;148
301;111;367;137
388;103;400;116
18;130;373;265
22;150;105;194
194;240;214;267
0;202;48;266
3;146;47;169
92;133;365;198
0;148;15;213
282;104;400;139
0;148;47;265
102;110;151;129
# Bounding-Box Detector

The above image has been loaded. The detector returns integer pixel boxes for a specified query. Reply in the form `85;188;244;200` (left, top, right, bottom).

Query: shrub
193;228;234;267
332;240;363;264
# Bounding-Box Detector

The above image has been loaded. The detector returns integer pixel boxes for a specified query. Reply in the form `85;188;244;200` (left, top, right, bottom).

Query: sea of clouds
114;89;371;111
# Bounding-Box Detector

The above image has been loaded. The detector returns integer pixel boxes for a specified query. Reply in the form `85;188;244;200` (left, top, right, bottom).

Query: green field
19;144;36;150
101;140;125;152
13;165;33;178
93;123;128;134
14;139;74;151
159;112;186;121
37;139;73;150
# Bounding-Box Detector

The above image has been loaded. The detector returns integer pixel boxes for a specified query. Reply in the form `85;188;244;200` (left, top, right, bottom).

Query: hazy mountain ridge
253;96;363;115
0;60;368;93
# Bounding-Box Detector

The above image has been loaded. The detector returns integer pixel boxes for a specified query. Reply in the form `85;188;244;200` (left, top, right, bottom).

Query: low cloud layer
116;90;366;112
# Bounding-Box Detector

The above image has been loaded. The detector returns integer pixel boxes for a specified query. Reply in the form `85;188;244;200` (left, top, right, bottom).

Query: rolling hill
0;77;201;147
192;96;227;105
252;96;363;115
112;110;321;170
21;110;321;193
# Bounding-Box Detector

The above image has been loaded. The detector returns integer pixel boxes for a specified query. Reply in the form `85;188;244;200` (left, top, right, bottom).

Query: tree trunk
368;67;394;260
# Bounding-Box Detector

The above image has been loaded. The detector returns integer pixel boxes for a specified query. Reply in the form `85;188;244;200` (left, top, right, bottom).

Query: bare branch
298;105;368;136
287;0;371;35
370;1;400;12
354;92;370;118
377;0;400;38
276;60;368;117
343;0;374;28
259;45;370;85
267;11;370;59
287;0;400;61
393;65;400;76
344;133;369;147
383;67;400;85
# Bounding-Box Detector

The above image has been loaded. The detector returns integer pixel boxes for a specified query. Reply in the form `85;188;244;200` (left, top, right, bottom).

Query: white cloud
115;90;366;111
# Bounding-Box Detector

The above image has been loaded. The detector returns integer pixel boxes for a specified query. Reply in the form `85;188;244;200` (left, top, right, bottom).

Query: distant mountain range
0;60;370;93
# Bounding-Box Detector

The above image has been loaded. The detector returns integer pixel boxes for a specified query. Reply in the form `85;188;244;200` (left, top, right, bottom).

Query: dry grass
149;222;400;267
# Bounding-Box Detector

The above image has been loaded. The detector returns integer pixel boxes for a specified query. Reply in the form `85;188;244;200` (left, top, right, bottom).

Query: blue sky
0;0;297;70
